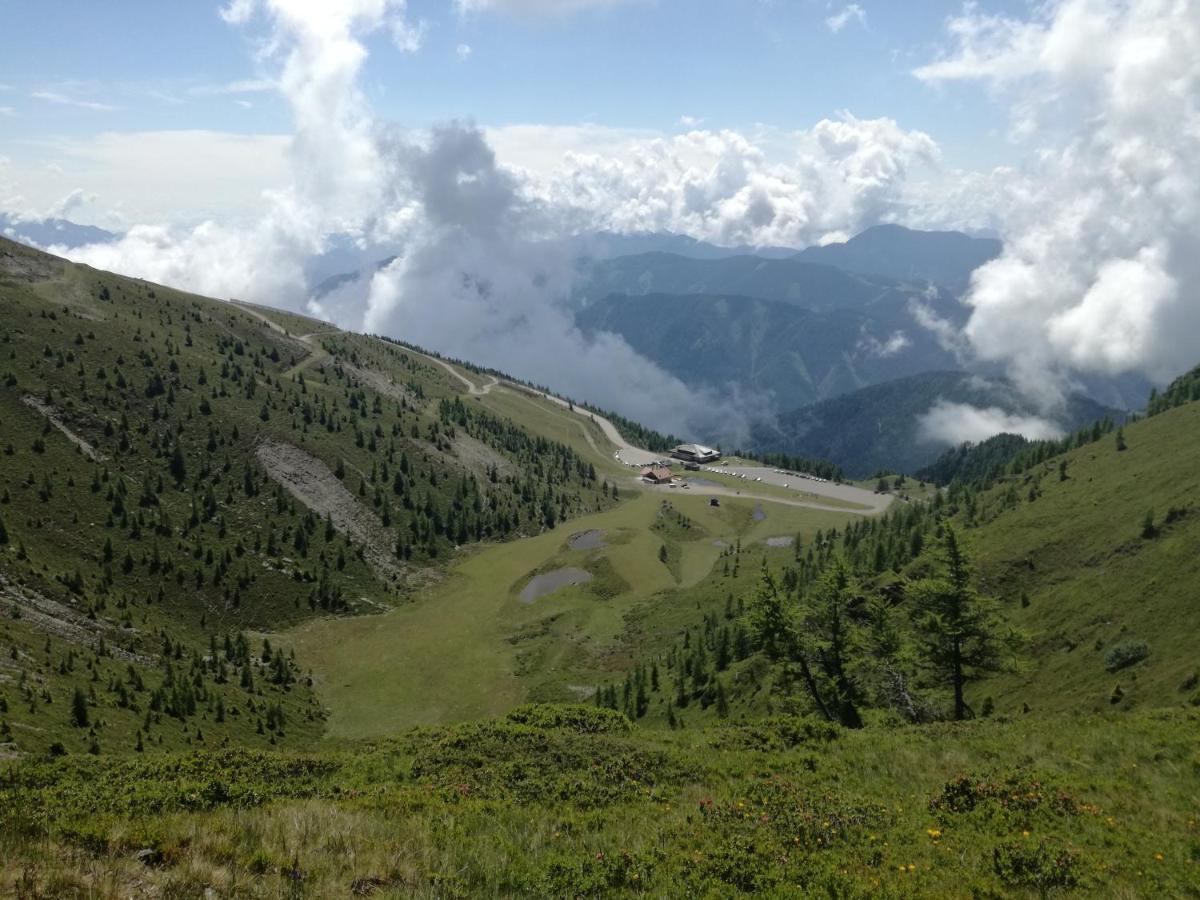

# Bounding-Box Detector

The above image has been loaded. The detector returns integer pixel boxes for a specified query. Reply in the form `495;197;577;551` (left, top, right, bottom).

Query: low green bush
1105;640;1150;672
505;703;631;734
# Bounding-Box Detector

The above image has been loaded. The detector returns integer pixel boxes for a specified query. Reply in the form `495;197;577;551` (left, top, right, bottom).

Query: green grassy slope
2;704;1196;897
569;385;1198;741
962;399;1200;714
0;238;614;755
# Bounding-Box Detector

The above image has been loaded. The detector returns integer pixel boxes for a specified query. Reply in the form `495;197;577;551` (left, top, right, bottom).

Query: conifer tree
909;524;1017;720
70;687;89;728
804;558;865;728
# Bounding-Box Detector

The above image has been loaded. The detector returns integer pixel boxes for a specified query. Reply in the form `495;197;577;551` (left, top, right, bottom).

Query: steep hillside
753;371;1121;478
605;378;1198;731
576;290;960;407
959;398;1200;714
795;224;1002;290
0;237;613;755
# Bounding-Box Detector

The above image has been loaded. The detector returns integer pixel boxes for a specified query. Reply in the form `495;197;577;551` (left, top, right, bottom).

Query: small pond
568;529;607;551
519;567;594;604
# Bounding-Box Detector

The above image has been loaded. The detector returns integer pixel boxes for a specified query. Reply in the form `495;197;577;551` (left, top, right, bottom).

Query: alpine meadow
2;1;1200;898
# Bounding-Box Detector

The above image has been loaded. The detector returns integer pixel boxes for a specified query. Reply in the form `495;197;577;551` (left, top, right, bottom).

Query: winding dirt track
231;301;891;516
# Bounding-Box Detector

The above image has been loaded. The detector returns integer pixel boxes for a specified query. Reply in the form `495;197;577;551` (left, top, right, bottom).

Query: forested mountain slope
752;371;1122;478
0;237;612;756
576;291;960;408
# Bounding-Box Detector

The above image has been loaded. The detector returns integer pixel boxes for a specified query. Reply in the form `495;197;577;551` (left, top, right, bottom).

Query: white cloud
908;287;970;361
456;42;472;60
826;4;866;34
189;77;277;96
916;0;1200;403
60;0;420;300
30;90;118;112
859;330;911;358
677;114;703;128
0;107;14;117
44;0;753;444
349;123;757;443
4;131;290;226
914;1;1111;85
391;16;427;53
44;188;97;220
918;400;1064;446
8;117;964;249
513;115;942;248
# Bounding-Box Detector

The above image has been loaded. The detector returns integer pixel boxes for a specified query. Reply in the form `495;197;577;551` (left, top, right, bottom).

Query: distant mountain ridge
0;213;117;250
795;224;1002;290
564;230;796;261
574;251;897;311
751;371;1123;477
576;288;963;409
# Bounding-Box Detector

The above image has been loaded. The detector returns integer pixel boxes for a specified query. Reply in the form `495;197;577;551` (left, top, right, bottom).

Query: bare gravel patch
21;395;106;461
0;572;150;662
255;439;405;586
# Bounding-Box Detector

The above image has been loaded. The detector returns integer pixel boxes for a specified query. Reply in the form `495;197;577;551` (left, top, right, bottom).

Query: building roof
674;443;719;457
642;465;673;482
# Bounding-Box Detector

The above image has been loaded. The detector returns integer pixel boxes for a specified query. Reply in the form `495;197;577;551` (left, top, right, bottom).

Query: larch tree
748;569;845;724
804;557;866;728
909;524;1018;720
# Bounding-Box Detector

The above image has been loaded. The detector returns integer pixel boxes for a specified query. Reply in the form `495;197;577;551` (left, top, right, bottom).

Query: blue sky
1;1;1021;170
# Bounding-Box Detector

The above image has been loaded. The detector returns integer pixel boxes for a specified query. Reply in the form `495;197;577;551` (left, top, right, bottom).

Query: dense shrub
706;715;840;752
931;772;1079;820
992;839;1080;891
505;703;631;734
1105;640;1150;672
406;721;686;807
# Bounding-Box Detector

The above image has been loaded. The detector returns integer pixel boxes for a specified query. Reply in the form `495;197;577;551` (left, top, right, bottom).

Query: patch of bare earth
21;395;106;462
254;440;406;587
451;433;512;480
0;238;65;282
0;571;150;662
343;362;422;407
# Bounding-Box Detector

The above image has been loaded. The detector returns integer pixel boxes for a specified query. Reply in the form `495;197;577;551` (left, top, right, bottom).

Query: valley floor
268;325;888;739
284;488;858;738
